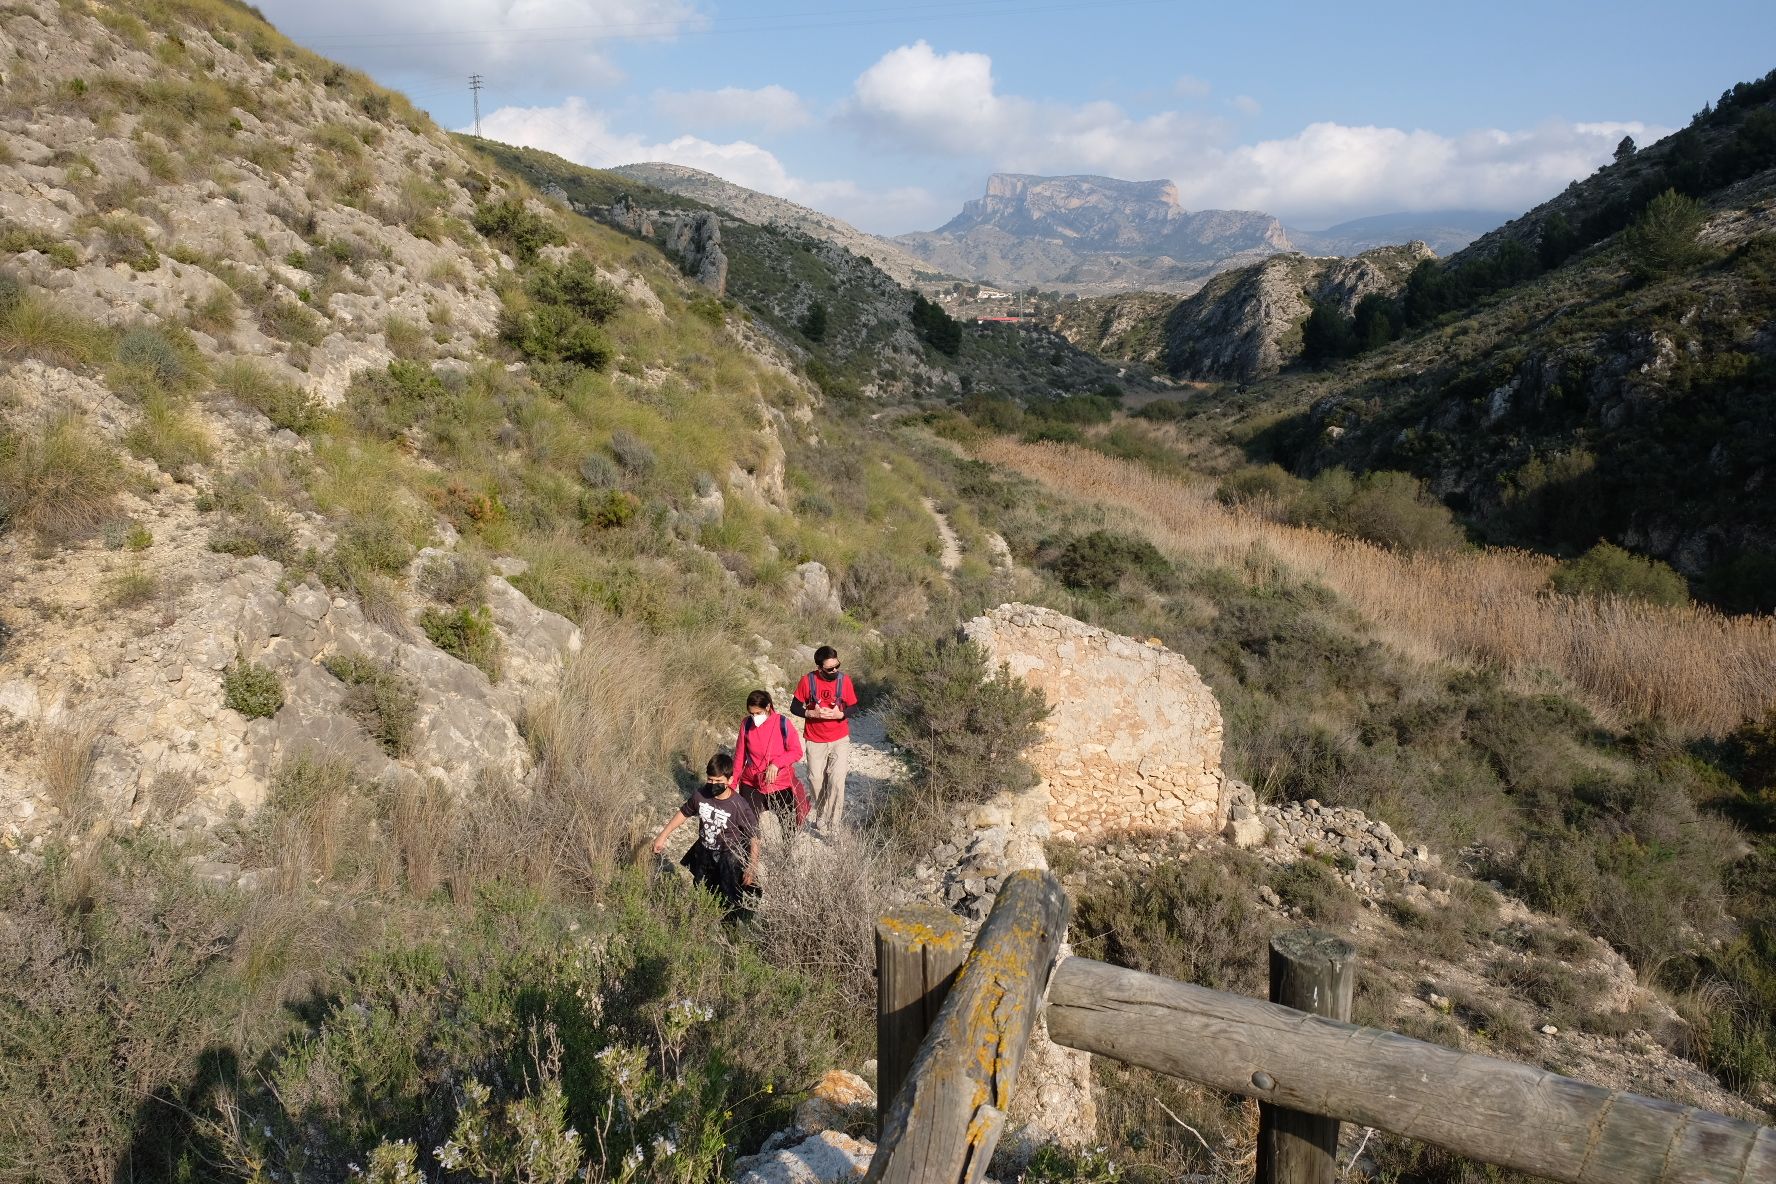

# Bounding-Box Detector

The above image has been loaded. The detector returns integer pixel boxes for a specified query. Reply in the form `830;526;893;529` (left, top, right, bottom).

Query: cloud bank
847;41;1664;225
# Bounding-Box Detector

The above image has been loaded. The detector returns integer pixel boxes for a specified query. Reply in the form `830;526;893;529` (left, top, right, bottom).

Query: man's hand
651;838;667;855
742;865;755;887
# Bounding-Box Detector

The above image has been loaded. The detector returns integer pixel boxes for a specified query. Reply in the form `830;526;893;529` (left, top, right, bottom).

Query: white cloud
651;84;812;132
848;42;1669;224
847;41;1223;178
1173;74;1212;99
255;0;701;90
474;98;947;231
1189;119;1671;222
1230;94;1262;116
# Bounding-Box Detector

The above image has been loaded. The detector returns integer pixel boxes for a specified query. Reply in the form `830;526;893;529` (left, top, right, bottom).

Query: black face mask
819;667;839;677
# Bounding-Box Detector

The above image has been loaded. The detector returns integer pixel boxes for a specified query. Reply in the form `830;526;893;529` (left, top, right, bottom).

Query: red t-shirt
794;671;858;743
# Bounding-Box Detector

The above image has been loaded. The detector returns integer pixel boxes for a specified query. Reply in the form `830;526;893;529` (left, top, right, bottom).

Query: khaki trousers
805;737;850;829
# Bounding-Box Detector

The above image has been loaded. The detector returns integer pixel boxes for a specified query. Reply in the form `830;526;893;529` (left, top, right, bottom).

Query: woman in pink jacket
733;689;809;828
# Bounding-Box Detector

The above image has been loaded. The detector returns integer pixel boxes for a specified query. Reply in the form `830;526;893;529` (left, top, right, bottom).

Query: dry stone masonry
963;604;1226;841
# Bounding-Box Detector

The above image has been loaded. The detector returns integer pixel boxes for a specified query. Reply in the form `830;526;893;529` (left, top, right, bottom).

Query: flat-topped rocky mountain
893;173;1292;295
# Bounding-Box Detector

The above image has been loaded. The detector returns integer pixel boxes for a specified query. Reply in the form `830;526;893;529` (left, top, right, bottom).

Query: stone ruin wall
964;604;1226;842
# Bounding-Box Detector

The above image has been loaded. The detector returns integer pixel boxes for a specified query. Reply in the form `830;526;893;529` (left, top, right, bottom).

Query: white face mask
750;711;767;723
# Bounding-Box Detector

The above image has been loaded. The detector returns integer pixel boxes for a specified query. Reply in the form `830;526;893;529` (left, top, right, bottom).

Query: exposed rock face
664;211;728;295
895;173;1292;295
963;604;1226;842
1050;242;1433;382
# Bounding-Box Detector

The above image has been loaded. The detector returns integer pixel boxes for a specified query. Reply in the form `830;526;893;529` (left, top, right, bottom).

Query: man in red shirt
792;645;859;831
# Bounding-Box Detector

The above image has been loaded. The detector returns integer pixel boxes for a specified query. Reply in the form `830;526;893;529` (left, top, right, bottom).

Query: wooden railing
866;869;1776;1184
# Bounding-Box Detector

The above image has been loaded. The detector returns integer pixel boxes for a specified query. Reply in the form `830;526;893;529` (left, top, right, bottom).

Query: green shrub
1217;463;1305;509
1073;855;1271;994
0;844;248;1181
324;651;420;755
528;256;623;323
223;655;284;718
1267;858;1359;925
1623;189;1709;280
1294;468;1466;552
472;198;560;263
0;412;122;543
420;605;503;681
498;303;614;369
872;631;1049;844
1549;542;1688;606
579;487;637;530
347;359;448;440
1048;529;1172;592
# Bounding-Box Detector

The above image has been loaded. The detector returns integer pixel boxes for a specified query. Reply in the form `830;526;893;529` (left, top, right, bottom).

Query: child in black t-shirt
650;753;759;909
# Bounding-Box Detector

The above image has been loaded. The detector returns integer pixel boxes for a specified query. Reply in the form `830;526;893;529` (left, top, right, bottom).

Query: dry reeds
978;439;1776;738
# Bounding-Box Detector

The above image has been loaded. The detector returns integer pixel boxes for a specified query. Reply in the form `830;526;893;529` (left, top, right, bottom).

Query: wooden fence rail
870;882;1776;1184
1047;955;1776;1184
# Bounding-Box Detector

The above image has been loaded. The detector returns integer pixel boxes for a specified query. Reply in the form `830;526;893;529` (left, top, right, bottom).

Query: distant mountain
893;173;1293;296
1287;210;1508;257
611;162;948;289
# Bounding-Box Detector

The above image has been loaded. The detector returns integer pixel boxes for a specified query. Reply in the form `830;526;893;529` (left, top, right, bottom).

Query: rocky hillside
0;0;873;861
894;172;1292;295
1048;242;1433;381
481;141;1154;403
612;161;948;289
1173;74;1776;605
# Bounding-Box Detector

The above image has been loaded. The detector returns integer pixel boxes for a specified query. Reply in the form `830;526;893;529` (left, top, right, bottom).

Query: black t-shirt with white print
680;786;758;857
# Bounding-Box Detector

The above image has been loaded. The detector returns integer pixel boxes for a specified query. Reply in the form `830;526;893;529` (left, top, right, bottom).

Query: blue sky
260;0;1776;233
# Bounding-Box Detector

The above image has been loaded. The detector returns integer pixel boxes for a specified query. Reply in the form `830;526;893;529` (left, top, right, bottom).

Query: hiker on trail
791;645;858;832
733;689;808;829
650;753;758;910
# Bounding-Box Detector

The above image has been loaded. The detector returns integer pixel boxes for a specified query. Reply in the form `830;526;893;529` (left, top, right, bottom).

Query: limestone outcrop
963;604;1226;841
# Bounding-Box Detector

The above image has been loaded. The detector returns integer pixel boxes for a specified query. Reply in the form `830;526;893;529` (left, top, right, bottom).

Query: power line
469;73;483;137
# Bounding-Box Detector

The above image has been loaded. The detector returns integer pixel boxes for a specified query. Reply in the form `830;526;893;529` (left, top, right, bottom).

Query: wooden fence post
866;870;1068;1184
876;904;968;1115
1256;930;1356;1184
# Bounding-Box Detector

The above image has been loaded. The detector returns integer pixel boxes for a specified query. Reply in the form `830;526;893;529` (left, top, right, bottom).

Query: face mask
820;667;839;676
750;711;767;723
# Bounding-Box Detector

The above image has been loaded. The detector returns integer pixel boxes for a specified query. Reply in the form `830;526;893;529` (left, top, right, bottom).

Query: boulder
732;1131;872;1184
792;562;842;617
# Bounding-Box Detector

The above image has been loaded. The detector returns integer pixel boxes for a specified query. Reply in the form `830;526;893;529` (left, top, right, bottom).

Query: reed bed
978;438;1776;737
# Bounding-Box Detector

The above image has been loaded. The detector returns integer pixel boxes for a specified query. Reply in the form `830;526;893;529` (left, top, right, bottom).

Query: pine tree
799;300;827;343
1614;135;1637;162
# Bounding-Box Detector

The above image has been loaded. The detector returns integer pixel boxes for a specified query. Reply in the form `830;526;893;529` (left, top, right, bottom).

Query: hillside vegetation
475;139;1146;406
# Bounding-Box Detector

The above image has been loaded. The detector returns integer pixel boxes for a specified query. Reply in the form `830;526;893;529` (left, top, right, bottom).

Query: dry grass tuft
38;713;106;825
980;439;1776;737
750;826;892;1017
501;612;740;892
0;411;124;543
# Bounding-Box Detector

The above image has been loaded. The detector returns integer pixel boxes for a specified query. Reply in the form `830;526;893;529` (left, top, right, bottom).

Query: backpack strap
779;713;790;747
